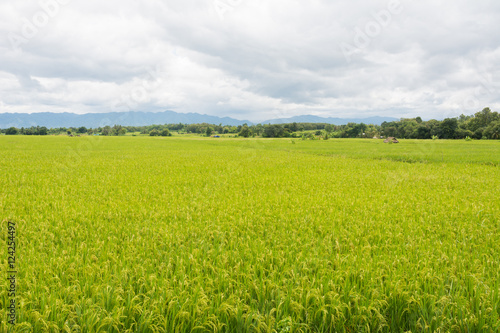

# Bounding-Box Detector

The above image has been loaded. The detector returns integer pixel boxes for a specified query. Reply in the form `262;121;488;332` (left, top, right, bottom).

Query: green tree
5;127;18;135
473;128;483;140
345;123;366;138
455;128;474;139
160;129;171;137
238;125;252;138
149;129;159;136
467;108;499;132
112;125;126;136
483;120;500;139
38;127;48;135
205;127;213;137
414;125;430;139
101;126;111;136
263;125;284;138
439;118;458;139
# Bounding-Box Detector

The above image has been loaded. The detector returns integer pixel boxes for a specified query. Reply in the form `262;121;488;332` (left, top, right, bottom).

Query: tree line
379;108;499;140
2;108;499;139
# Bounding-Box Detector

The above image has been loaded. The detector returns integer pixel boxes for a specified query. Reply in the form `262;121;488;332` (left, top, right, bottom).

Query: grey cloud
1;0;499;121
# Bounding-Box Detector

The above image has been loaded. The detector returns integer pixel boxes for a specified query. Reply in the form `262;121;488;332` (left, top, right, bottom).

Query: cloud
0;0;499;122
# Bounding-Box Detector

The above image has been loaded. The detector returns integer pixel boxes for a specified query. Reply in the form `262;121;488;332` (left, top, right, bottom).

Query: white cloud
0;0;499;122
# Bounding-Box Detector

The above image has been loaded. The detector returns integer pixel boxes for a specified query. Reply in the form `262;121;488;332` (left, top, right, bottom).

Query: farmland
1;136;499;332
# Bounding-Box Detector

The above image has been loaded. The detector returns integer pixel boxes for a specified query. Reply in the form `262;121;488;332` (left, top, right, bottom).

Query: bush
160;129;171;137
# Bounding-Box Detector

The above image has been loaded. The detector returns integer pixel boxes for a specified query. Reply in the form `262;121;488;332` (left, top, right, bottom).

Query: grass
1;136;499;332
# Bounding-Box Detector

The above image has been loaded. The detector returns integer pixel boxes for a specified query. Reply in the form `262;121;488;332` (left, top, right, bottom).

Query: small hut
383;137;399;143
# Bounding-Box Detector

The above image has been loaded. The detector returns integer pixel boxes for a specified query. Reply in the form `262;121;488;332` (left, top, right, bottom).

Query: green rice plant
0;136;498;332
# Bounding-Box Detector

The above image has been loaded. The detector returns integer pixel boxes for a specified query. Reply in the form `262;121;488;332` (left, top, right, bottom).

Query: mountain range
0;111;398;129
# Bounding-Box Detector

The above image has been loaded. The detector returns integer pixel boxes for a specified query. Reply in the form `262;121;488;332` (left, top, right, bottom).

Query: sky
1;0;499;122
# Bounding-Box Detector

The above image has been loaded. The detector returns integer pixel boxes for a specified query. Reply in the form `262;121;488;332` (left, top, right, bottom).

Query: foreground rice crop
1;136;499;332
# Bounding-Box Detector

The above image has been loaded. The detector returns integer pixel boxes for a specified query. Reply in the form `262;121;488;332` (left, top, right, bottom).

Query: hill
0;110;398;128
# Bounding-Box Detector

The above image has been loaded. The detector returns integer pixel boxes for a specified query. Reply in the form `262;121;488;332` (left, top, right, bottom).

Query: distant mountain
262;115;398;125
0;111;252;128
0;111;399;129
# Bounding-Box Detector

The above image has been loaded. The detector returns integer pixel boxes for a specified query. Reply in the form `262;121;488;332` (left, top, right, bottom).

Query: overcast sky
1;0;499;122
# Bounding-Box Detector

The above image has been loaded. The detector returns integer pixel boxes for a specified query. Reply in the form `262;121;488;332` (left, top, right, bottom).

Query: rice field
1;136;499;332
